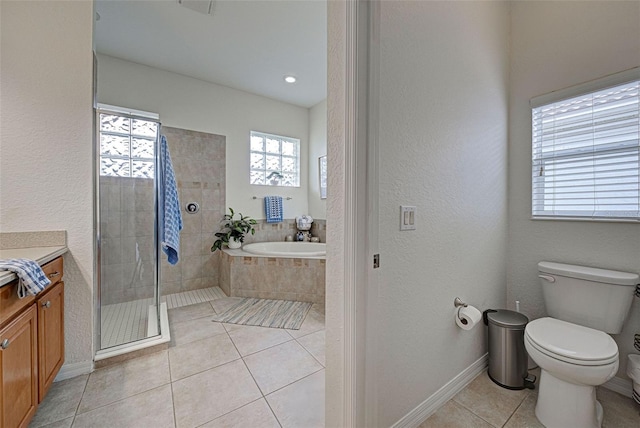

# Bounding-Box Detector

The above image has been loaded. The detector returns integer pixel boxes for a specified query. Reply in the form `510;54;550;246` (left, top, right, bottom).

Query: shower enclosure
94;104;169;357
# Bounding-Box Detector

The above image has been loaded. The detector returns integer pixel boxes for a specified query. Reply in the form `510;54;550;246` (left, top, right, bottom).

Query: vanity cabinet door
0;305;38;428
37;281;64;402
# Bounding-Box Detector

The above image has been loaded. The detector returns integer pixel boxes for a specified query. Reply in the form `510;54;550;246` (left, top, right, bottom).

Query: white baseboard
54;360;94;382
602;376;633;398
391;353;488;428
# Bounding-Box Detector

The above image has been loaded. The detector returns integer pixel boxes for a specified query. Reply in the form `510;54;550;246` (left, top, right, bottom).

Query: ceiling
94;0;327;108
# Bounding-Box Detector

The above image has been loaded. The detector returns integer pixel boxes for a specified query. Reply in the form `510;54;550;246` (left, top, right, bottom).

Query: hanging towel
159;135;183;265
265;196;283;223
0;258;51;298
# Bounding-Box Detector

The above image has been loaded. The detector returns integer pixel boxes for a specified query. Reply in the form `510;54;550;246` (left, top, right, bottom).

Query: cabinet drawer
0;257;64;328
41;257;63;286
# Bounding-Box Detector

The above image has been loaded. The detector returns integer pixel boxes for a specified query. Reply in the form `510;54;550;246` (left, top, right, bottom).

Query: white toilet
525;261;639;428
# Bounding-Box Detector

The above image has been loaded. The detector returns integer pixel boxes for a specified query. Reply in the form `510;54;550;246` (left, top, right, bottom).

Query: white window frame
530;68;640;222
97;104;160;179
249;131;301;187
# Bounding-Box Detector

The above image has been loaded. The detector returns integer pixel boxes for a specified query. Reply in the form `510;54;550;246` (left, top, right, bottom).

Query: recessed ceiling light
284;75;297;84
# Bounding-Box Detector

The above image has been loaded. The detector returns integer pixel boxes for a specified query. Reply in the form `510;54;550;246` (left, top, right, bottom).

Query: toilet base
534;369;603;428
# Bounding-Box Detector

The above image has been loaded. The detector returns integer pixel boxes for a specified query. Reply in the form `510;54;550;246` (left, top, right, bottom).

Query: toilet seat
525;318;618;366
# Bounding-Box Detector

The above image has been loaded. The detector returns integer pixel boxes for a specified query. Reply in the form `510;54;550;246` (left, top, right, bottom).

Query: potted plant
211;208;257;251
266;171;283;185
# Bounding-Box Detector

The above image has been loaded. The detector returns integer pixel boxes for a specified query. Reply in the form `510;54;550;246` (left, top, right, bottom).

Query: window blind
531;74;640;221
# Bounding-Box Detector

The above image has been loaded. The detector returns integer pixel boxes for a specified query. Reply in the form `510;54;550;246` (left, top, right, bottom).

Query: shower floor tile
101;286;227;349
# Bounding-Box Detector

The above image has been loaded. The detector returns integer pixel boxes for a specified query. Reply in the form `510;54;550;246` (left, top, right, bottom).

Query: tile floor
31;296;640;428
29;298;326;428
420;368;640;428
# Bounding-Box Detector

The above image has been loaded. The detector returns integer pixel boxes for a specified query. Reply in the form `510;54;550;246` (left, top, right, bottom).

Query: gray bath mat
213;298;312;330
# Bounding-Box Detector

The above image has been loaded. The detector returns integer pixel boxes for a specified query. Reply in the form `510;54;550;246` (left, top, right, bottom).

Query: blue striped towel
265;196;283;223
159;135;183;265
0;258;51;298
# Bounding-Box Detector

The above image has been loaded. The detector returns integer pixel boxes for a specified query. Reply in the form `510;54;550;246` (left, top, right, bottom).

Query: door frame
326;0;377;426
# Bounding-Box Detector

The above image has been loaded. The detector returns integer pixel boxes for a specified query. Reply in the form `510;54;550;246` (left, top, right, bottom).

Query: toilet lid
525;318;618;364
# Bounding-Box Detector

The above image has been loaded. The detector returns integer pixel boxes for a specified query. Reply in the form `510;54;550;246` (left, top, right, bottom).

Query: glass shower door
97;106;161;350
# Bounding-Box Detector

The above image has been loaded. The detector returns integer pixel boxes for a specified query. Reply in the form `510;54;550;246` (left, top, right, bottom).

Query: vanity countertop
0;246;68;287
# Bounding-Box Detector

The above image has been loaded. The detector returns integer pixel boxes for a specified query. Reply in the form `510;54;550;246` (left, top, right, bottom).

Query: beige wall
0;1;94;367
508;0;640;380
308;99;328;219
96;54;310;221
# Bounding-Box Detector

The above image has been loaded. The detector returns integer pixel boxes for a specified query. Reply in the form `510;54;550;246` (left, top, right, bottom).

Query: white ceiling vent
177;0;215;16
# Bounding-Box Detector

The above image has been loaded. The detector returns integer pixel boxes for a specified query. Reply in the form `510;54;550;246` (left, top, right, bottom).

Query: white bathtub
241;241;326;258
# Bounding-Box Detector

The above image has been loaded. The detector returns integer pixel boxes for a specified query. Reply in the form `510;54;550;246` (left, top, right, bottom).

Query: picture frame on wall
319;155;327;199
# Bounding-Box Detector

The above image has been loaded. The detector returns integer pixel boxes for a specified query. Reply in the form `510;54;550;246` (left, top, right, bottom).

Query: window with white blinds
531;70;640;220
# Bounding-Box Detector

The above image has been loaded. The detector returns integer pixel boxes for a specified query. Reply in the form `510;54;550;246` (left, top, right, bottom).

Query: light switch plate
400;206;416;230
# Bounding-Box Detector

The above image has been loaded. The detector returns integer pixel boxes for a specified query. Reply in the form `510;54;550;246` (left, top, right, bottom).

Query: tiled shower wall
99;127;226;305
100;176;156;305
161;126;226;296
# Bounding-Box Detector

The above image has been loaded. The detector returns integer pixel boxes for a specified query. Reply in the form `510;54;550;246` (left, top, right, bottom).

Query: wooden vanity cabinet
37;281;64;402
0;305;38;428
0;257;65;428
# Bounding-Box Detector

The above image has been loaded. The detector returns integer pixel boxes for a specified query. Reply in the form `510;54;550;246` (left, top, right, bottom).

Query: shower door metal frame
94;104;162;352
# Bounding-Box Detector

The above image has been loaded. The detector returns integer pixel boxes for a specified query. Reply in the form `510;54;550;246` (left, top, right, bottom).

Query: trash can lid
486;309;528;328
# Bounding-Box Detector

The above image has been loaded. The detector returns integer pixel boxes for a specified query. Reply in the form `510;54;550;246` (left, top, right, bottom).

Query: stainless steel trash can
483;309;535;390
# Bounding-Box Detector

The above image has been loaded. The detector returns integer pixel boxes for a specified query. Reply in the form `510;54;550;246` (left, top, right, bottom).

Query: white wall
0;1;94;366
508;1;640;380
96;54;310;220
308;99;327;219
375;2;509;425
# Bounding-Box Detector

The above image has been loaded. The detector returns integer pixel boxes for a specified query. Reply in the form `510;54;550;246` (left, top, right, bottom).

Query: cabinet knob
48;271;60;278
0;339;9;350
42;301;51;308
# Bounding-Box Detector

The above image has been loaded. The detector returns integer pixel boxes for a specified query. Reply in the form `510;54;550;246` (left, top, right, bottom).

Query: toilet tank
538;261;639;334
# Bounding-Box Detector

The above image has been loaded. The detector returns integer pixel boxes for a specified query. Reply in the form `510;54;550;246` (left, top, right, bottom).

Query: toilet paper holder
454;297;468;308
454;297;468;322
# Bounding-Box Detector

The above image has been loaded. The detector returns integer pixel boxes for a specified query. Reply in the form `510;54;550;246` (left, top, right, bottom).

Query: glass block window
531;69;639;220
98;108;159;179
250;131;300;187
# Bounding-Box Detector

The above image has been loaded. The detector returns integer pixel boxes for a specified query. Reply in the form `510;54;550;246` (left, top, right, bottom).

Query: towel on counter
0;258;51;298
265;196;283;223
159;135;183;265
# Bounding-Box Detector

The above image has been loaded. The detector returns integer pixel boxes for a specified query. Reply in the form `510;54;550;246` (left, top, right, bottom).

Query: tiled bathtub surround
241;219;327;244
219;251;326;304
161;126;226;297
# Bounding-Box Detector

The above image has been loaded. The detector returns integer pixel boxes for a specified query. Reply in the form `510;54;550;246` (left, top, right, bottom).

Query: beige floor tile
419;400;494;428
199;399;280;428
33;417;74;428
453;372;529;427
227;324;293;356
504;394;544;428
77;350;170;414
168;302;215;324
286;306;325;339
244;340;323;395
172;359;262;428
170;316;226;347
266;370;325;428
30;374;88;427
296;329;325;366
598;387;640;428
169;334;240;381
73;384;175;428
